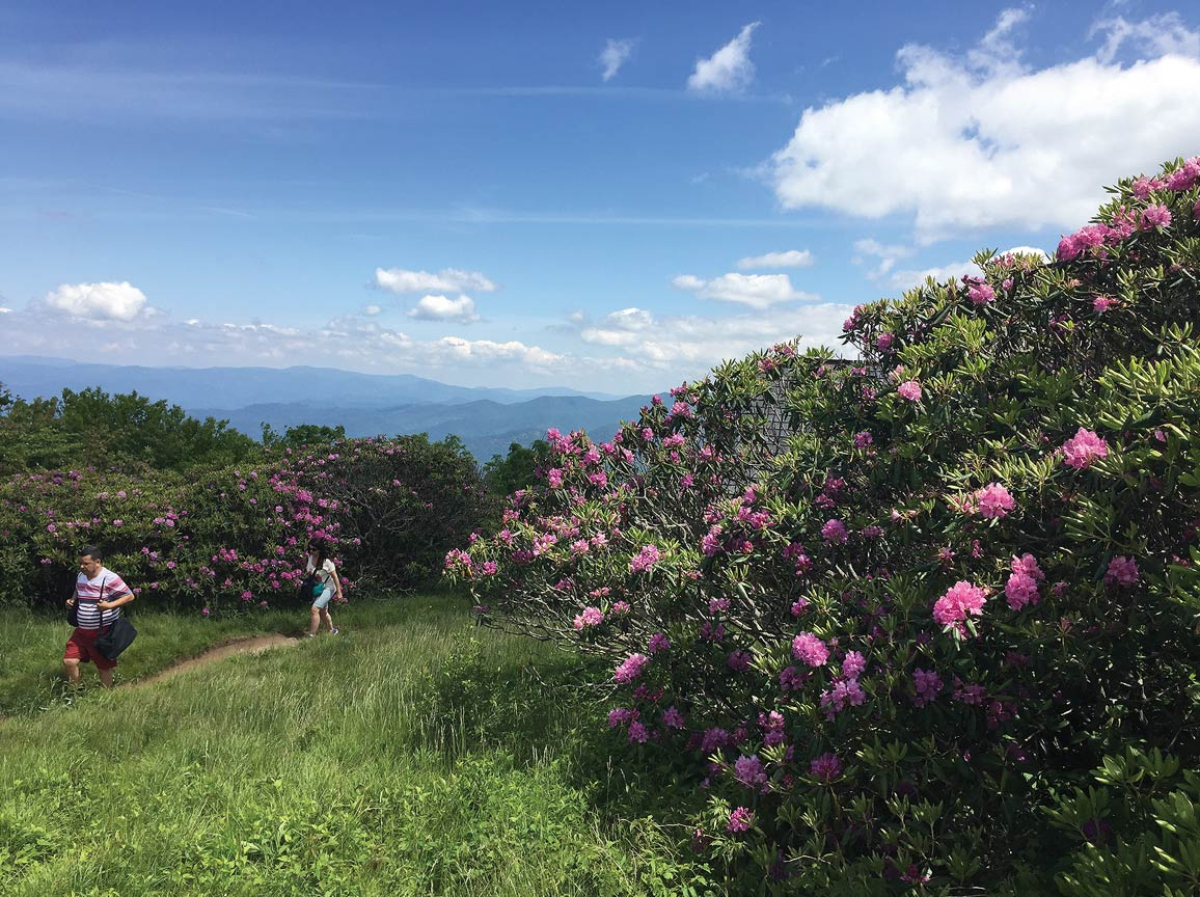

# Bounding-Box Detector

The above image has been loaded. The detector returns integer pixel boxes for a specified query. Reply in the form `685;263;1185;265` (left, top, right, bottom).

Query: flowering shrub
450;157;1200;892
1;435;492;610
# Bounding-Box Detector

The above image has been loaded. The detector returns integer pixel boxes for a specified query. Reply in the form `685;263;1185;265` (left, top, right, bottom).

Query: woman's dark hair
79;544;104;561
308;539;328;566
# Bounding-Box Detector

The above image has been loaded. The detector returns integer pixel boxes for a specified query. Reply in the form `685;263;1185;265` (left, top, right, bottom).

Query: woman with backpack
303;538;343;637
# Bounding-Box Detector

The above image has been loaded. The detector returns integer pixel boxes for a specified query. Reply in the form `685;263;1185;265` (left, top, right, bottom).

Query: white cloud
0;306;10;314
1001;245;1051;262
374;267;497;294
886;259;981;291
674;272;819;309
579;307;654;346
1091;12;1200;63
853;239;914;279
736;249;814;269
407;294;480;324
882;244;1048;291
768;9;1200;239
43;281;149;321
688;22;760;93
363;304;382;316
432;336;562;369
572;303;855;373
600;38;636;81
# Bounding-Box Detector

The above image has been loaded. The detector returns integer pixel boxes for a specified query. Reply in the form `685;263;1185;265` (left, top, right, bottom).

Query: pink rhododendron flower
842;650;866;679
932;581;988;629
854;431;873;448
1093;295;1117;313
792;632;829;667
821;519;849;544
574;606;604;630
968;282;995;305
1140;204;1172;229
1105;556;1140;587
627;721;649;744
613;653;649;684
810;752;842;782
1061;428;1109;470
629;544;661;573
727;807;754;833
733;754;768;789
820;677;866;719
876;332;894;350
661;706;685;729
897;380;922;402
648;632;671;654
912;668;943;707
974;483;1015;520
1005;571;1040;611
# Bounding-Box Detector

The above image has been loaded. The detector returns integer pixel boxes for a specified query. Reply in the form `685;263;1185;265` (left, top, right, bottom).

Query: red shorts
64;628;117;670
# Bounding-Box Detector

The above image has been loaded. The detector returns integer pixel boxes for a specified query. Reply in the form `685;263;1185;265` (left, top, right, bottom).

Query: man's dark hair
79;544;104;561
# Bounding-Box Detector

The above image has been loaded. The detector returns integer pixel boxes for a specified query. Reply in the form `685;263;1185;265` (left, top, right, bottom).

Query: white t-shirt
305;557;337;590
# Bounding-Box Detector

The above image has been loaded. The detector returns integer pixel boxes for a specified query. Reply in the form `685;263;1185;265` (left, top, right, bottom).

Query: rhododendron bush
1;435;492;610
449;158;1200;893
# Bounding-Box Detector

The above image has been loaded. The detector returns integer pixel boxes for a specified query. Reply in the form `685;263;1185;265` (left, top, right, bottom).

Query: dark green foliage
483;439;550;497
0;386;256;474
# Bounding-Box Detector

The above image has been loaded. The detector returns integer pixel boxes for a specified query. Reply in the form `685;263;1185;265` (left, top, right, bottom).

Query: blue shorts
312;589;334;610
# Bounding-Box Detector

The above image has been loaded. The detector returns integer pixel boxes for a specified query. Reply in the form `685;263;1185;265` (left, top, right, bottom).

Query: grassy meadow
0;596;715;897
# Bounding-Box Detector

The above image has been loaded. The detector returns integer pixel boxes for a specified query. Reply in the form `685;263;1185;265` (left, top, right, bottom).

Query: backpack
298;576;326;603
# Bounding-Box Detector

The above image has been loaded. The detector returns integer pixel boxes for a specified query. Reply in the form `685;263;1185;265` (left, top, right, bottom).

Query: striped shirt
74;568;131;630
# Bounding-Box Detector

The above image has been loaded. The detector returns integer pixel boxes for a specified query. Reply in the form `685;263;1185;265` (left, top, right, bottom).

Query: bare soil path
134;632;306;686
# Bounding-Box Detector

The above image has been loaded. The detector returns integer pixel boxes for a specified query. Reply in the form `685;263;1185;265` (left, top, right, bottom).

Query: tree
482;439;550;497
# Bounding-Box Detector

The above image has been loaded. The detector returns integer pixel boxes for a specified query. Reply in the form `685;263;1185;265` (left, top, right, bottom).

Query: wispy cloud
736;249;814;269
688;22;761;93
374;268;497;294
672;271;819;309
599;38;636;81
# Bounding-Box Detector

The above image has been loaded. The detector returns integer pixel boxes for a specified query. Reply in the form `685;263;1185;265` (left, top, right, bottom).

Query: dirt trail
0;632;309;727
135;632;306;686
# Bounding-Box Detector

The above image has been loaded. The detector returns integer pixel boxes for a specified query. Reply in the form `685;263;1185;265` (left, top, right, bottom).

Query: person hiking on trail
304;538;343;637
64;545;134;688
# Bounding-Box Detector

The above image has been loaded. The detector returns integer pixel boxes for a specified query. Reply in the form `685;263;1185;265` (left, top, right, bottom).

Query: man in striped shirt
64;544;135;688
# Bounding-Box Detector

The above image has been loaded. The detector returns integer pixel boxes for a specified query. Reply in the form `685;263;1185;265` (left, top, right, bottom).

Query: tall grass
0;597;714;896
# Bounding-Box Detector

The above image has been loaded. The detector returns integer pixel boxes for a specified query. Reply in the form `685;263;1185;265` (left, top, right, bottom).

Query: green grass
0;596;715;896
2;602;314;717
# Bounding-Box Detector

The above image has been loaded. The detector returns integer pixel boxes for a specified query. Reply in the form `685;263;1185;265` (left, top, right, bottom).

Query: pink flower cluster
792;631;829;668
629;544;661;573
1005;554;1044;611
809;752;842;782
932;581;988;633
727;806;754;833
613;652;650;684
972;483;1016;520
821;518;849;544
1061;428;1109;470
897;380;922;402
573;606;604;630
1104;556;1140;587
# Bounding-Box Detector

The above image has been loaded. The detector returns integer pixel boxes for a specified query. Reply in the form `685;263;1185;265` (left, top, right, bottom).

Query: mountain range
0;356;654;461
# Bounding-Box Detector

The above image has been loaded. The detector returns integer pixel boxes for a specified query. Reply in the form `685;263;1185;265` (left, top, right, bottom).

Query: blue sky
2;0;1198;393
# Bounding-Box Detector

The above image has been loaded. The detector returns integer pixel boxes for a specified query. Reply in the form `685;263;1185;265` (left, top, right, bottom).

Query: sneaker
305;633;315;639
330;628;340;635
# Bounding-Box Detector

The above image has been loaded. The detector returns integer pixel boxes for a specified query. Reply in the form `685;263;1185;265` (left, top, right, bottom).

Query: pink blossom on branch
1060;428;1109;470
629;544;661;573
973;483;1015;520
897;380;922;402
1104;556;1140;587
932;581;988;630
792;631;829;667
